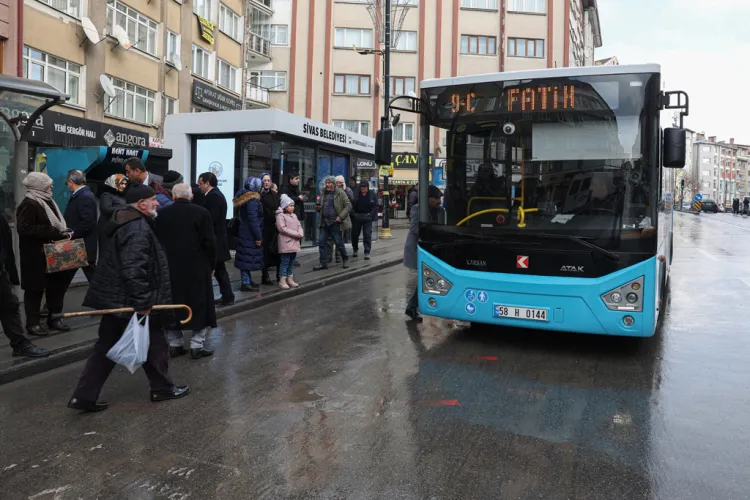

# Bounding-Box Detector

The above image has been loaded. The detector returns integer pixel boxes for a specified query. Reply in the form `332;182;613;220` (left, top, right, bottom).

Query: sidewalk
0;228;407;385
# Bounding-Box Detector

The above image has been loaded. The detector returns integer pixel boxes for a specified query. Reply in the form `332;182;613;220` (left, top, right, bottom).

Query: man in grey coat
404;185;443;322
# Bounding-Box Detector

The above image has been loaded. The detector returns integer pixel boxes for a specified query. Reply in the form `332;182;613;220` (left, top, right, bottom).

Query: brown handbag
43;238;88;273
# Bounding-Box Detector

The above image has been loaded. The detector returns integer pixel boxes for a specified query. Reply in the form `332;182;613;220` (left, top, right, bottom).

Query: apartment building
692;135;746;205
262;0;603;160
19;0;261;150
1;0;20;75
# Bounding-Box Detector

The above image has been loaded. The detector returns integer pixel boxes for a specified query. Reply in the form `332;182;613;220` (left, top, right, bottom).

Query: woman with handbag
16;172;74;336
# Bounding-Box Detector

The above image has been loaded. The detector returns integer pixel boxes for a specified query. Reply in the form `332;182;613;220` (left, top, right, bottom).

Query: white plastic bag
106;313;150;374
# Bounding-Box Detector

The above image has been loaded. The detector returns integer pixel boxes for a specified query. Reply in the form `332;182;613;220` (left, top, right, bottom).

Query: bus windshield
421;73;660;249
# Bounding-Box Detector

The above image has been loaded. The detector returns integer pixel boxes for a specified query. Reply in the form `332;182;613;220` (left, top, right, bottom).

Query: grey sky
596;0;749;143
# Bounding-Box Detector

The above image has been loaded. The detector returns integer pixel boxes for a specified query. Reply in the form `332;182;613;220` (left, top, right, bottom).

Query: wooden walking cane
49;305;193;324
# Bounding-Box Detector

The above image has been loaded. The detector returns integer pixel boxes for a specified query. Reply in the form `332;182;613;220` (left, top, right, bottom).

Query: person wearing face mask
68;183;189;412
16;172;74;337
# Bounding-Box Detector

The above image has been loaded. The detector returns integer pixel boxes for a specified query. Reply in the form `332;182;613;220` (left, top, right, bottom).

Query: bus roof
419;63;661;89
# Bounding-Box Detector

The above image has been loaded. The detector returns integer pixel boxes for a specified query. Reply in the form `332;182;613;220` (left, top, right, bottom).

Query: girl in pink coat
275;194;304;289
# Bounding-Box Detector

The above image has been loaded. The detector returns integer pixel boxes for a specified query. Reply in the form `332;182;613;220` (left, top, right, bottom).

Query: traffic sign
694;193;703;202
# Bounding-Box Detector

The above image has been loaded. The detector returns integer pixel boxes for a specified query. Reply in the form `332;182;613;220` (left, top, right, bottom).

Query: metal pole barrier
378;0;393;239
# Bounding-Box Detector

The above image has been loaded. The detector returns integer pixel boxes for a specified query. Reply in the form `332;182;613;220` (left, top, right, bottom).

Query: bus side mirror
663;128;686;168
375;128;392;165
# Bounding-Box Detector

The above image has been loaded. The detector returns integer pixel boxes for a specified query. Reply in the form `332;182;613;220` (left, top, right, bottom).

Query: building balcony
247;33;272;59
246;83;271;107
249;0;273;13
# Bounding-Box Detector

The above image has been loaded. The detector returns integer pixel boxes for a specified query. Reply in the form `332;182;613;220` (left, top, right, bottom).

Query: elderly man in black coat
68;183;189;413
156;183;218;359
63;169;98;281
198;172;234;305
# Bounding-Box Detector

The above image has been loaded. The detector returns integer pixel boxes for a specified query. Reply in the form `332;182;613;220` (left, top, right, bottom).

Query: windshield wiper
530;233;620;261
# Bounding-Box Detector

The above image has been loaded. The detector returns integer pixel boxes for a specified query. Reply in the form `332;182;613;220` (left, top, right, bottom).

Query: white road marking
28;485;72;500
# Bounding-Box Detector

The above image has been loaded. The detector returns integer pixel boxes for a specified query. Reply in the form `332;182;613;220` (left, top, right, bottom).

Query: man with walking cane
68;183;189;413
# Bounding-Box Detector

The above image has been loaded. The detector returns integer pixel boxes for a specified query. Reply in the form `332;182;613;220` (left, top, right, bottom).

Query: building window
393;123;415;142
333;120;370;136
334;28;374;49
166;31;181;65
390;76;416;97
271;25;289;45
164;96;177;116
219;4;242;42
461;0;498;9
248;6;272;56
23;47;81;106
192;45;212;80
218;60;239;93
37;0;80;17
250;71;287;91
108;77;156;125
193;0;212;18
508;38;545;58
394;31;418;51
106;0;158;56
460;35;497;55
333;74;370;96
508;0;546;14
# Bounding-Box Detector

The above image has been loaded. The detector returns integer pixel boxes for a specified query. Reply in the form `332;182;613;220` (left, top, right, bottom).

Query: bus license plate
494;305;549;322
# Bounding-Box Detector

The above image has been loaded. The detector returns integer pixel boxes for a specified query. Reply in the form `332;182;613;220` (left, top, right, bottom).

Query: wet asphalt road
1;211;750;500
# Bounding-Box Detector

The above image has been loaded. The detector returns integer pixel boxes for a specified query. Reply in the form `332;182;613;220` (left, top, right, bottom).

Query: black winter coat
155;199;217;330
260;189;281;266
0;216;20;285
83;207;173;322
64;185;98;264
16;198;69;291
203;188;231;263
97;188;126;259
279;181;305;221
352;188;379;221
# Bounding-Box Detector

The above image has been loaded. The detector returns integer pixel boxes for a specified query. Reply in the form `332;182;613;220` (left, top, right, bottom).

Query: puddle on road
288;381;324;403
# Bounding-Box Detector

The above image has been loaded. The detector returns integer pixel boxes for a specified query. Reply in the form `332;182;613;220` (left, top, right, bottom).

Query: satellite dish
100;75;116;98
81;17;101;45
113;25;132;50
167;52;182;72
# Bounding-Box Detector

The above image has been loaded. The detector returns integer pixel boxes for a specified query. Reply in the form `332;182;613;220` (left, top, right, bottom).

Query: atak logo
560;265;584;273
466;260;487;267
209;161;223;177
517;256;529;269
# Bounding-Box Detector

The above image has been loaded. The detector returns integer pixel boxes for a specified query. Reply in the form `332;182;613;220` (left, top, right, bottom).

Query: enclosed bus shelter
164;108;378;248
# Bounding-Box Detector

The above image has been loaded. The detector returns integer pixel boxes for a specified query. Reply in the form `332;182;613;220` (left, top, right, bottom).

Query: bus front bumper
417;248;658;337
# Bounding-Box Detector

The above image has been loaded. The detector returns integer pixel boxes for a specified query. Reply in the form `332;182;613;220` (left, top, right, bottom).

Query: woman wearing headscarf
97;174;128;256
16;172;74;336
233;177;264;291
259;172;281;284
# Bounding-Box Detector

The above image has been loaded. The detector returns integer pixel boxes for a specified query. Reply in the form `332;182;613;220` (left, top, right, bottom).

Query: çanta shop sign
7;106;149;148
196;14;215;45
391;152;434;169
192;80;242;112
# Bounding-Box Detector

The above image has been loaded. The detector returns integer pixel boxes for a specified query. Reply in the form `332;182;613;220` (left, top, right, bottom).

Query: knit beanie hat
125;183;156;204
279;194;295;210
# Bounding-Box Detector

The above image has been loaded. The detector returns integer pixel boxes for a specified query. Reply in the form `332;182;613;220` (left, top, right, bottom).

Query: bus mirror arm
661;90;689;128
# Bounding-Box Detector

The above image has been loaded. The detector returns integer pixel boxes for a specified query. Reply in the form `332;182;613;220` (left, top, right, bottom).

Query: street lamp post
379;0;393;239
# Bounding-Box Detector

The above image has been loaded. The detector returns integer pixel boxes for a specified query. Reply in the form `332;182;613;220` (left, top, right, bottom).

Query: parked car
701;199;719;213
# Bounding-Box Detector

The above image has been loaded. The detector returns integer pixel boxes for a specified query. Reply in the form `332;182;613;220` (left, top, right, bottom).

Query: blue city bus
376;64;689;336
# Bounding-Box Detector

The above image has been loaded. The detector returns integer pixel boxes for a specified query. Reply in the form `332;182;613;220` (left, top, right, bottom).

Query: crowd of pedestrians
1;160;382;403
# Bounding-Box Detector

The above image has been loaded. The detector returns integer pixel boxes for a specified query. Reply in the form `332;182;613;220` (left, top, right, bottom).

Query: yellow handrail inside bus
456;209;509;227
467;196;507;213
517;208;539;228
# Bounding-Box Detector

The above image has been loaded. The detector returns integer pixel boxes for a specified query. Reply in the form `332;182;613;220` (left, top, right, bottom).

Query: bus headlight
422;264;452;296
601;276;644;312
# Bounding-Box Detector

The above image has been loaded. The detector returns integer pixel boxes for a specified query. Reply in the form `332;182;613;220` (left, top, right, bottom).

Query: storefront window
240;135;272;189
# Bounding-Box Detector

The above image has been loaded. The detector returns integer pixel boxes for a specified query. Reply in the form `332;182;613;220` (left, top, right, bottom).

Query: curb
0;257;401;386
